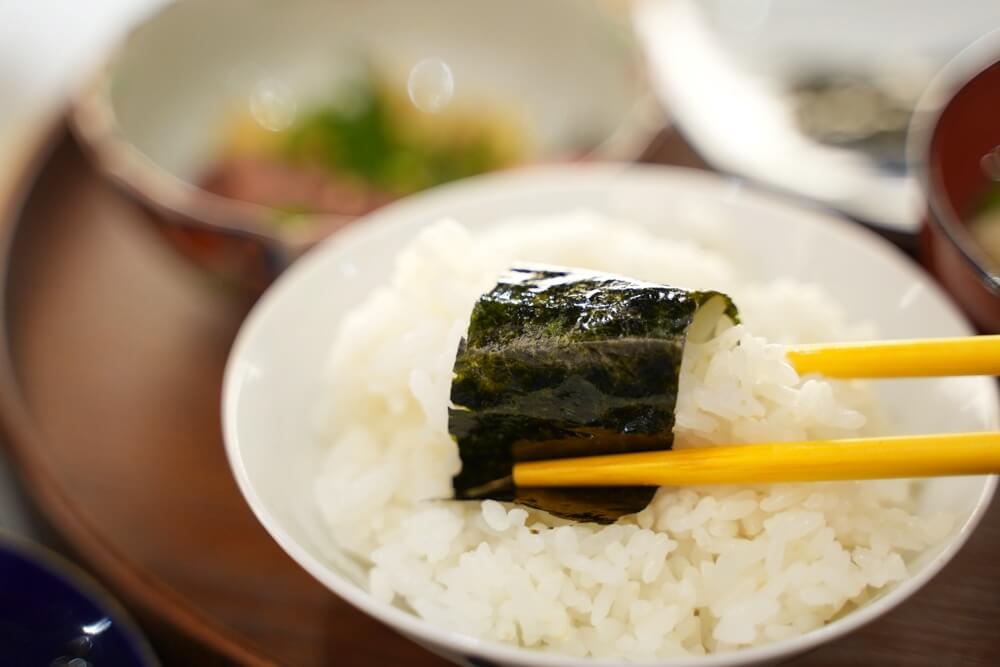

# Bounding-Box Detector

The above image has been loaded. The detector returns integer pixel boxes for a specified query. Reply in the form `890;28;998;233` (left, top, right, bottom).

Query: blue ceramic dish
0;531;158;666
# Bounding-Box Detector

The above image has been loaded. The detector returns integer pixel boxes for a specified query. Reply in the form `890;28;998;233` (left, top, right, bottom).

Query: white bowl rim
223;162;998;666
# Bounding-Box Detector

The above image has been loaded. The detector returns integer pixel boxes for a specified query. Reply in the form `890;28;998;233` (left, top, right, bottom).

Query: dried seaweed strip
449;266;736;523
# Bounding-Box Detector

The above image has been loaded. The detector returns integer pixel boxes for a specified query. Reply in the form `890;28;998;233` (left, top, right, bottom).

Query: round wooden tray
0;123;997;666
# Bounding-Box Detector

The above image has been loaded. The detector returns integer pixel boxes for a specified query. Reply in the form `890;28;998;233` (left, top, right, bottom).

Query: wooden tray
0;124;997;666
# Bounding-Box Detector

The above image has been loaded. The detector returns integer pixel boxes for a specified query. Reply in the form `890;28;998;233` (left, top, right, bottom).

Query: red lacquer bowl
912;32;1000;332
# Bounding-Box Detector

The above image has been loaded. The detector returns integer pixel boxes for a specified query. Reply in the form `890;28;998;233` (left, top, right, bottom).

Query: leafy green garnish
278;75;521;196
975;182;1000;217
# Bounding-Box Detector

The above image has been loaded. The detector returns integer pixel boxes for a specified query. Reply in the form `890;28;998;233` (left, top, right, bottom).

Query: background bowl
70;0;657;292
911;30;1000;332
0;531;159;666
634;0;1000;236
223;165;997;666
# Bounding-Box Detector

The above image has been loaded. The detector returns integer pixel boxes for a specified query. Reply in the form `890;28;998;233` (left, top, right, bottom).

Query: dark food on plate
789;74;916;169
449;266;737;523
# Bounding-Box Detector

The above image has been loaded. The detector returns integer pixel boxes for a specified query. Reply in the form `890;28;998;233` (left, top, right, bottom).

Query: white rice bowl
311;211;955;660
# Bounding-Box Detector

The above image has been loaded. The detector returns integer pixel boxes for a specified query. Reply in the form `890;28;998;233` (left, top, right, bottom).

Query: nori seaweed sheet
449;266;737;523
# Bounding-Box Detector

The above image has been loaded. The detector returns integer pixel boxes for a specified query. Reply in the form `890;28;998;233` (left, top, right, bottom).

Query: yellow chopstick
785;335;1000;378
512;432;1000;488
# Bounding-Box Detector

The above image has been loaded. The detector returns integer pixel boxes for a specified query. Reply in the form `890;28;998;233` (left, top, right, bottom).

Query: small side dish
1;534;158;666
71;0;655;289
911;34;1000;332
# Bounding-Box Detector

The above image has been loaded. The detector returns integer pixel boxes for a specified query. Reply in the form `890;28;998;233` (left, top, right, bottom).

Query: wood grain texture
0;128;997;666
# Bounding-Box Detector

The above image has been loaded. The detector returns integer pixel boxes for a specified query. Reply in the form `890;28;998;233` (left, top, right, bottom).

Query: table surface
1;127;998;667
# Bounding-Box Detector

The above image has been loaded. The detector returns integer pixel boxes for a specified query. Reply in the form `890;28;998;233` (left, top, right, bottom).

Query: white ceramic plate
633;0;1000;233
223;164;997;667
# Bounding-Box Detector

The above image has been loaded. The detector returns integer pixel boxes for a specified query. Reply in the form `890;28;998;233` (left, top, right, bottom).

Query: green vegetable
971;183;1000;270
280;74;519;196
449;266;738;523
977;182;1000;217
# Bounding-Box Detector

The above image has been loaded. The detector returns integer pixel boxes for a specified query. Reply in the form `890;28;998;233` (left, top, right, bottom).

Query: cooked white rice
313;211;953;659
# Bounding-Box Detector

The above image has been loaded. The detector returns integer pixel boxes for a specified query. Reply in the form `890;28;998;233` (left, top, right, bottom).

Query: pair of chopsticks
516;335;1000;488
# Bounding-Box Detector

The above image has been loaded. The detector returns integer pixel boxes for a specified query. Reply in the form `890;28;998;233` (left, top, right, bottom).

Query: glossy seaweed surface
449;266;736;523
